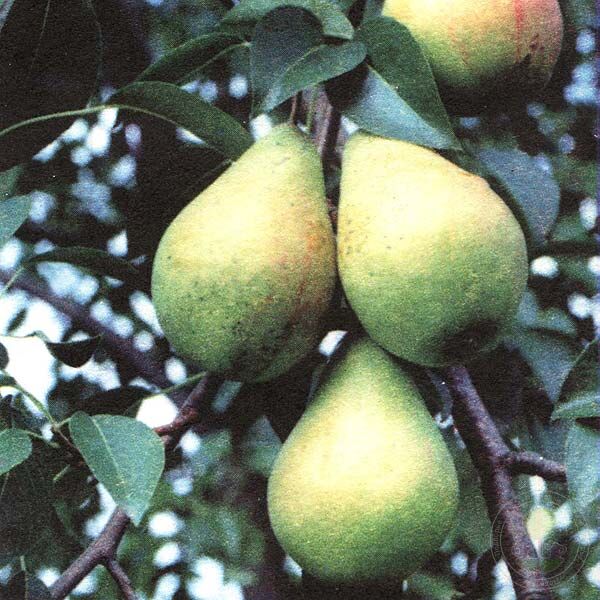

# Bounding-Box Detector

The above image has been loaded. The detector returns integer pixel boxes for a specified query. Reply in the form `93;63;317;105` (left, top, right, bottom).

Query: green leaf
476;147;561;250
0;443;54;563
136;32;245;85
565;423;600;510
0;374;16;387
45;335;102;368
250;8;323;114
363;0;384;21
1;85;253;164
551;211;593;244
327;62;457;149
334;0;355;10
557;256;598;296
552;339;599;421
0;343;7;370
222;0;354;39
407;572;464;599
552;396;600;421
0;429;32;475
262;42;367;112
0;195;32;248
0;165;21;200
325;17;458;149
74;386;150;416
5;395;45;435
353;17;457;148
7;308;26;333
3;571;52;600
0;0;101;170
27;247;139;282
509;327;581;402
110;82;253;160
69;412;165;525
517;291;577;337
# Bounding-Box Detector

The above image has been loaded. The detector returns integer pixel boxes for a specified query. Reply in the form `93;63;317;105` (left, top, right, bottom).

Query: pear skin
151;124;336;382
382;0;563;111
267;337;459;584
338;133;528;367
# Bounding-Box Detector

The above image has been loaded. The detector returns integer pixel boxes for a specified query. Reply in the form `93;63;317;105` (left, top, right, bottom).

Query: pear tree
0;1;597;599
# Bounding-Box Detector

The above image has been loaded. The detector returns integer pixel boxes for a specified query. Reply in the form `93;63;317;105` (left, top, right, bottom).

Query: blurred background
0;0;598;598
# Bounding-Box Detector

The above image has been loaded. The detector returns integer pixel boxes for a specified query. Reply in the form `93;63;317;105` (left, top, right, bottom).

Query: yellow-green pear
268;337;459;584
151;124;336;382
338;133;528;367
382;0;563;111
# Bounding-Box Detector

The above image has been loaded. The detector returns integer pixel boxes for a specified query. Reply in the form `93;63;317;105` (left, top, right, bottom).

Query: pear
267;337;459;584
338;133;528;367
151;124;336;382
382;0;563;111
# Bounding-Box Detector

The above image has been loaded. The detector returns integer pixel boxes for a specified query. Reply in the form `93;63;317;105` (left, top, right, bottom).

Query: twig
105;559;138;600
156;374;222;450
531;239;599;258
17;220;119;250
313;90;341;164
0;268;171;389
506;451;566;483
50;509;131;599
464;549;496;599
50;375;221;600
445;365;554;600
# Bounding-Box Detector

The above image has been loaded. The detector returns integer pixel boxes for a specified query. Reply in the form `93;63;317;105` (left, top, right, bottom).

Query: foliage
0;0;597;598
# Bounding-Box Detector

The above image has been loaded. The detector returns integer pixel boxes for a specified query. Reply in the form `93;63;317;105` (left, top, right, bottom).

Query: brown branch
464;549;496;599
156;374;222;450
0;268;171;389
506;451;566;483
313;90;341;165
50;375;222;600
17;220;119;250
50;508;130;599
531;239;599;259
105;559;138;600
445;365;555;600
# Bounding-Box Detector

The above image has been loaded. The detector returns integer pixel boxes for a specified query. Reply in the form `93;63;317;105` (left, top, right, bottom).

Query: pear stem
446;365;555;600
312;89;342;165
289;92;302;125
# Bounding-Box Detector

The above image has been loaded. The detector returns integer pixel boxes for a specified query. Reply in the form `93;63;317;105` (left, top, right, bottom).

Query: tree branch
104;559;138;600
50;508;130;600
464;549;496;599
50;375;221;600
445;365;555;600
0;268;171;389
156;374;222;450
506;451;566;483
17;220;119;250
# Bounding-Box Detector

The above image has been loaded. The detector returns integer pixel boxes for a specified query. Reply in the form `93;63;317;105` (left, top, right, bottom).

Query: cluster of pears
149;0;564;585
152;122;528;584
